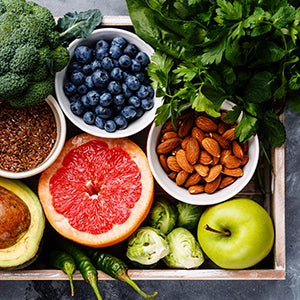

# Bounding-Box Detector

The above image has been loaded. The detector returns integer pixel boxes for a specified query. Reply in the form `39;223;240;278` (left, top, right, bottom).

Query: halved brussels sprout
163;227;204;269
146;197;178;234
126;226;169;265
176;202;205;230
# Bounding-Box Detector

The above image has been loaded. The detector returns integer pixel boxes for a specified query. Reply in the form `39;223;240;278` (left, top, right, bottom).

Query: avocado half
0;177;45;269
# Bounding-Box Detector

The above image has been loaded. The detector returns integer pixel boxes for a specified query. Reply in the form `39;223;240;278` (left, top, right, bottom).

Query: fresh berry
67;61;82;74
90;60;102;72
64;82;77;96
131;59;141;72
114;115;128;129
95;115;105;129
135;107;144;118
111;36;127;49
74;46;93;64
86;90;100;106
121;106;137;120
136;85;149;99
70;71;86;86
104;120;117;132
114;93;125;106
107;81;122;95
95;39;109;50
125;75;141;91
81;94;91;108
101;57;114;71
95;47;109;61
141;97;154;110
82;64;93;75
128;96;141;108
123;43;138;58
122;83;133;98
135;51;150;66
69;94;81;103
92;69;109;88
83;111;96;125
109;45;122;59
77;84;88;95
70;100;84;116
95;105;113;119
119;55;131;69
85;76;94;89
110;67;123;81
99;92;113;107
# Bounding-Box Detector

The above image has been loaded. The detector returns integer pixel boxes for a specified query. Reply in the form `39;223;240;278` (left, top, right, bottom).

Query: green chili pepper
50;250;76;296
87;248;157;299
56;238;102;300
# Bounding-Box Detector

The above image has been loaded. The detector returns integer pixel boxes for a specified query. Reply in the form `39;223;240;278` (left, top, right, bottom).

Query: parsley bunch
127;0;300;147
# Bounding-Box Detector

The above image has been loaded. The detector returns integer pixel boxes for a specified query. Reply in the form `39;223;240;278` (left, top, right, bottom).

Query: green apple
197;198;274;269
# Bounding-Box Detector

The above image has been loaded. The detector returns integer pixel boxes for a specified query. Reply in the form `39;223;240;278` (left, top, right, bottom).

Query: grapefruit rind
38;133;154;247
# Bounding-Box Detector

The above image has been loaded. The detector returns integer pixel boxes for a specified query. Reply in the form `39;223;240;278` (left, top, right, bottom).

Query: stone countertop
0;1;299;299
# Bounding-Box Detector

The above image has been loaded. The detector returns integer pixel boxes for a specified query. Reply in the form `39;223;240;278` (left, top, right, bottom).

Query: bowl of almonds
146;101;259;205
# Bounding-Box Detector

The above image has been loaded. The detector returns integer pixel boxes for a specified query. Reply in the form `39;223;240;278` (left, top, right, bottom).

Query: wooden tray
0;17;286;281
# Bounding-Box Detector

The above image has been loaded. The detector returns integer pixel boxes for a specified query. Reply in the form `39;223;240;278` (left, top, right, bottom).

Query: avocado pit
0;186;31;249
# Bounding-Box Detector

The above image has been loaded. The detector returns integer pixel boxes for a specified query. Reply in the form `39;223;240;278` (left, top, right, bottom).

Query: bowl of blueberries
55;28;161;137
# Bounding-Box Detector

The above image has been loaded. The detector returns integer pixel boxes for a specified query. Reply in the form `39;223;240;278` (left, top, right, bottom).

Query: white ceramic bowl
0;95;66;179
146;101;260;206
55;28;162;138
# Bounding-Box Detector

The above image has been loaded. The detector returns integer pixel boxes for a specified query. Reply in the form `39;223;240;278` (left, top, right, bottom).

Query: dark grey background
1;1;299;299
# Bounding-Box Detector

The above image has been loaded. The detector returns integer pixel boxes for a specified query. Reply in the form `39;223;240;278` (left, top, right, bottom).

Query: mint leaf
155;103;171;126
250;24;272;37
201;36;227;65
244;71;273;103
216;0;243;21
271;5;296;29
289;72;300;90
261;110;286;147
173;63;198;81
234;114;259;143
223;105;242;123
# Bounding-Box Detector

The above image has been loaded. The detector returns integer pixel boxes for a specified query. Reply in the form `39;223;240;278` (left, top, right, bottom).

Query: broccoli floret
51;45;70;72
0;45;15;75
31;45;52;81
10;44;39;74
0;12;18;41
0;1;6;14
7;77;54;107
0;72;29;98
47;30;61;50
2;0;30;15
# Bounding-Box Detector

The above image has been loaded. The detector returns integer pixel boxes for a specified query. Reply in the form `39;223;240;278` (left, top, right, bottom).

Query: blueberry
83;111;96;125
148;85;154;98
136;85;149;99
125;75;141;91
135;51;150;66
114;104;124;113
81;94;91;108
104;120;117;132
128;96;141;108
114;115;128;129
135;107;144;118
99;92;113;107
92;69;109;88
119;55;131;69
69;94;81;102
82;64;93;75
101;57;114;71
64;82;77;96
111;36;127;49
86;90;100;106
122;83;133;98
70;100;84;116
131;59;141;72
70;71;86;86
90;60;102;71
77;84;88;95
95;115;105;129
122;71;130;81
107;80;122;95
112;59;119;67
85;76;94;89
114;94;125;106
123;43;138;58
67;61;82;74
95;105;113;119
110;67;123;81
74;46;93;64
109;45;122;59
121;105;137;120
141;97;154;110
95;39;110;50
95;47;109;61
135;72;145;83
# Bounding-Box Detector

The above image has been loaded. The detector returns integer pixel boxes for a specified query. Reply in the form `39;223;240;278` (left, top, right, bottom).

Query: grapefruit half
38;133;154;247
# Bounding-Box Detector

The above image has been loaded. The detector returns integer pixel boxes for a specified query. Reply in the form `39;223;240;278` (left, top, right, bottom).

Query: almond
178;117;194;138
241;154;249;165
220;149;232;164
242;142;248;153
204;164;223;183
222;155;242;169
204;175;221;193
176;149;194;173
167;156;182;172
199;150;213;165
201;137;221;158
219;176;236;189
195;116;218;132
232;141;244;159
218;122;230;135
186;137;200;165
184;172;202;187
188;185;205;194
161;131;178;142
194;164;210;177
168;171;177;180
176;170;189;186
181;136;193;150
211;156;220;166
191;127;205;144
161;118;178;134
222;128;235;142
210;132;230;149
171;146;182;156
222;167;243;177
159;154;170;173
156;137;182;154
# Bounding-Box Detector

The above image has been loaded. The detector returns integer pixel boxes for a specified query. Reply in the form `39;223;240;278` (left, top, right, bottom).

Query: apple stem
204;224;231;236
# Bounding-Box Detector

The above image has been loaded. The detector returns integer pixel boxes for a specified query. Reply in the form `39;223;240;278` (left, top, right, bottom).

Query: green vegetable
0;0;102;107
127;0;300;147
55;238;102;300
163;227;204;269
126;226;169;266
50;250;76;296
146;197;178;234
87;249;158;299
176;203;205;231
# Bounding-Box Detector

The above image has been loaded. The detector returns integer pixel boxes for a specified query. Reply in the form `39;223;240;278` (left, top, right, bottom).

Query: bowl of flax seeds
0;95;66;179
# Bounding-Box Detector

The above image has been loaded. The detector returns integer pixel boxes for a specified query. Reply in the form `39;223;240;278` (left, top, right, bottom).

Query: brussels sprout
176;202;205;230
146;197;178;234
126;226;169;265
163;227;204;269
